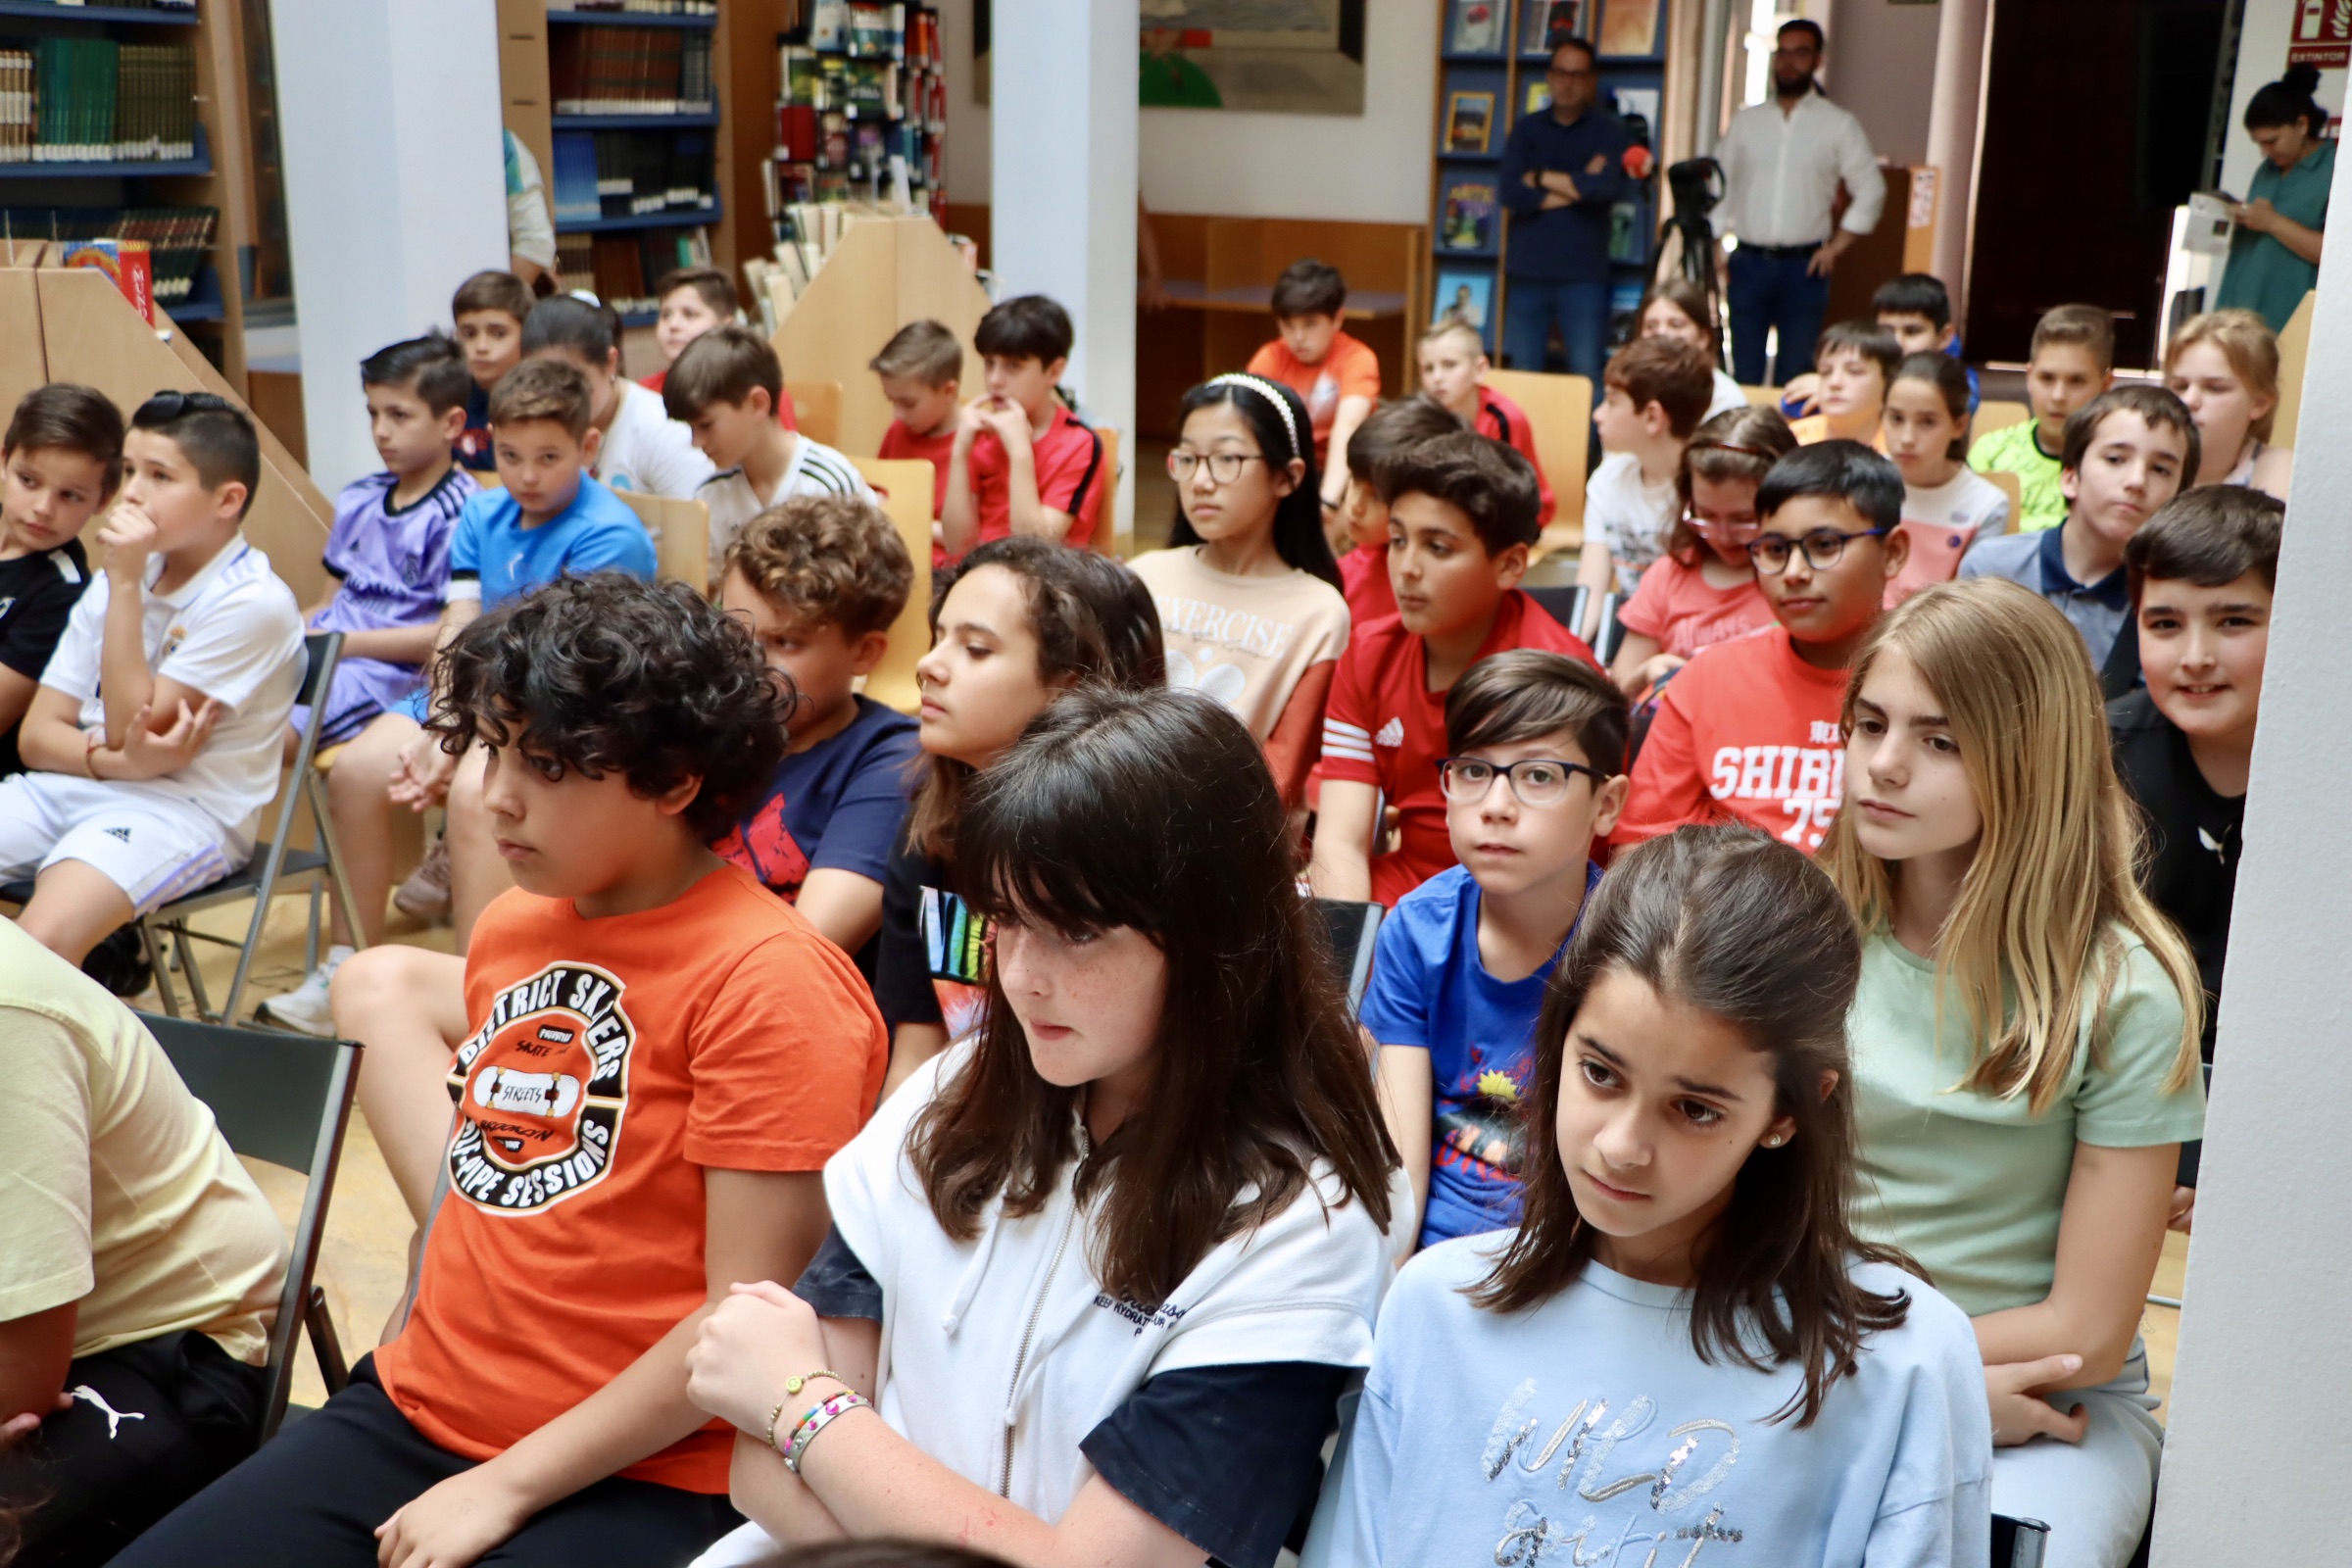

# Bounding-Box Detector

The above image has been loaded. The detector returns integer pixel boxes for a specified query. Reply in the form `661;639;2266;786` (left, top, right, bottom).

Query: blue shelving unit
0;1;196;23
556;201;722;236
0;123;212;179
552;111;719;131
167;260;220;321
545;7;714;28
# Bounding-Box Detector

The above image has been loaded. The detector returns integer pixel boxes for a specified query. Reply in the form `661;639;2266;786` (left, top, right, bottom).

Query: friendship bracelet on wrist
781;1390;870;1476
762;1370;850;1451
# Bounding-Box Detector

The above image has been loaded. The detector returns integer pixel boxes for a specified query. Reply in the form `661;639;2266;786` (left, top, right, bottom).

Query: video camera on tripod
1653;156;1727;360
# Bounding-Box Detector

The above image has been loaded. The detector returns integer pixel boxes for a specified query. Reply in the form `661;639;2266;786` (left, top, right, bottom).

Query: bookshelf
1430;0;1668;366
0;0;257;388
769;3;947;241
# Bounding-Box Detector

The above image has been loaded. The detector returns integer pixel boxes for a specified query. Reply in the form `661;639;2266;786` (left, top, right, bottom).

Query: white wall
2150;193;2352;1558
1827;0;1941;166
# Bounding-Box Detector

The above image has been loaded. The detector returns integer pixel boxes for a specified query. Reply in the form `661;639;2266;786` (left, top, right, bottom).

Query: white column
267;0;508;493
2151;225;2351;1553
989;0;1139;546
1923;0;1991;320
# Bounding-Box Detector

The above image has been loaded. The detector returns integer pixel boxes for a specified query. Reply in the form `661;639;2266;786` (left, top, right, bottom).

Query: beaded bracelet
781;1390;871;1476
762;1371;851;1452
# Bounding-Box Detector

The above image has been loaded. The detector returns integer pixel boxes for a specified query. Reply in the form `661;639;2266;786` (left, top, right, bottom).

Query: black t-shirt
2109;689;2242;1061
795;1225;1349;1568
0;539;91;775
874;820;989;1033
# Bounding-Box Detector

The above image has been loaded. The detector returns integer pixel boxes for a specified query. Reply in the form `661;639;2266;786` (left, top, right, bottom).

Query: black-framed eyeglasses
135;390;235;423
1744;526;1886;574
1167;450;1267;486
1437;756;1607;808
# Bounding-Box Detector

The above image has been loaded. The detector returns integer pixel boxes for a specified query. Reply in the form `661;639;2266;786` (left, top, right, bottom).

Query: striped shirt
700;435;878;560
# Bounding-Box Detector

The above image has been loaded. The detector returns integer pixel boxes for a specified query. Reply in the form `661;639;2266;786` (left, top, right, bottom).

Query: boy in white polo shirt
0;391;304;965
521;294;714;501
666;323;875;567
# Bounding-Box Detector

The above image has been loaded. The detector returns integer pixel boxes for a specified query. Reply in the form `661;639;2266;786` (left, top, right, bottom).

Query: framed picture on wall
1433;270;1494;340
1524;77;1553;116
1597;0;1659;58
1522;0;1585;56
1446;0;1507;55
1438;174;1499;252
1444;90;1496;154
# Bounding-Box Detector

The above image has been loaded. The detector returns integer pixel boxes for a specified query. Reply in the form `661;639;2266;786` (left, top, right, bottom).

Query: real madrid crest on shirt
445;961;634;1213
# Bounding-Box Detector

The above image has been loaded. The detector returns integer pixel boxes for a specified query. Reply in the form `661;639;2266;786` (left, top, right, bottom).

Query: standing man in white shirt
1714;20;1886;387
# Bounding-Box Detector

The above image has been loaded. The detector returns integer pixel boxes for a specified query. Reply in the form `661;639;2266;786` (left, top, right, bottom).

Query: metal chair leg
309;772;370;955
173;924;215;1022
139;917;182;1018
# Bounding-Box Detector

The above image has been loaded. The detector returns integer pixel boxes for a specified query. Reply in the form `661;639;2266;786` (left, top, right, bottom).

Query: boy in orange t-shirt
870;318;963;532
1613;440;1909;851
1248;259;1382;517
115;575;887;1568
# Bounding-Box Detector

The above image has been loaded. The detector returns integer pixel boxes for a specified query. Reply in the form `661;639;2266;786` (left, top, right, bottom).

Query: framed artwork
1596;0;1658;58
1446;0;1507;54
1433;270;1494;338
1444;90;1496;154
1524;77;1552;116
1125;0;1369;115
1438;175;1499;252
1521;0;1585;55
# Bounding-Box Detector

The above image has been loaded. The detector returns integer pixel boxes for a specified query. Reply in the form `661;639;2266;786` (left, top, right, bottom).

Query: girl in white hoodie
686;685;1402;1568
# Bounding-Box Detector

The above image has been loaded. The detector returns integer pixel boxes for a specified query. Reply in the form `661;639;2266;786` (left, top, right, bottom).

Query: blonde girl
1824;577;2206;1568
2163;309;2294;498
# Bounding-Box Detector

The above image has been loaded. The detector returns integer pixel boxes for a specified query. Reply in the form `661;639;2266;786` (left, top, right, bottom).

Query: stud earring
1763;1135;1786;1148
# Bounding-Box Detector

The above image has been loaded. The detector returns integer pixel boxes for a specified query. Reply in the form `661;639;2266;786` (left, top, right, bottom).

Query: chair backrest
1523;584;1588;637
788;379;844;447
1480;368;1592;533
293;630;337;710
612;489;713;593
1741;383;1779;407
1313;898;1385;1013
852;456;939;715
1089;425;1123;556
1982;467;2023;526
135;1010;360;1442
1993;1512;2050;1567
1974;399;2031;438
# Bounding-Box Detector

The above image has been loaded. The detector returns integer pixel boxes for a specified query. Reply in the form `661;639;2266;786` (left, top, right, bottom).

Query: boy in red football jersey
940;295;1106;557
869;318;963;535
1613;439;1909;851
1333;396;1468;626
1311;430;1598;906
1416;318;1554;526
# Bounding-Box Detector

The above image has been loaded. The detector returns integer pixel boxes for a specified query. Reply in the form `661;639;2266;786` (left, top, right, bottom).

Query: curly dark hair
427;572;792;843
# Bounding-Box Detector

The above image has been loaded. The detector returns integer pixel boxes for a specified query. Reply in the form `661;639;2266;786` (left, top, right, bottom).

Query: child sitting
1364;650;1628;1252
1248;258;1383;513
118;573;890;1568
1613;440;1909;851
666;324;874;565
644;268;726;388
0;924;288;1565
871;318;963;528
1970;303;2114;532
1311;826;1989;1568
0;393;303;966
1311;431;1598;906
2164;309;2295;498
686;686;1397;1568
940;295;1108;556
1961;384;2195;684
1416;318;1554;524
0;384;119;777
1883;351;2011;601
1607;404;1793;696
450;269;531;472
522;294;713;500
1638;277;1747;419
291;337;479;752
1575;336;1714;615
1788;319;1899;446
1331;395;1460;626
1132;373;1348;808
713;495;921;969
1782;272;1979;416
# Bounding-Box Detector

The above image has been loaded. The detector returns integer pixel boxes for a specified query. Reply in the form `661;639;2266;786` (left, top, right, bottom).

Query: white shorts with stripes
0;773;244;911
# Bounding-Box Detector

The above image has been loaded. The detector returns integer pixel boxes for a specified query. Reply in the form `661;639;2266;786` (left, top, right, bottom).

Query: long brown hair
1472;826;1913;1427
910;686;1396;1307
1667;405;1795;564
904;537;1164;858
1819;580;2204;1112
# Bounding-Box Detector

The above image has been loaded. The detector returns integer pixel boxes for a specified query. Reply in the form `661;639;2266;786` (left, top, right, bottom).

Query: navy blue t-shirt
1358;861;1602;1248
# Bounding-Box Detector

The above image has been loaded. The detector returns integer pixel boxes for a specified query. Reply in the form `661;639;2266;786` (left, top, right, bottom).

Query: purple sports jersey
297;466;476;746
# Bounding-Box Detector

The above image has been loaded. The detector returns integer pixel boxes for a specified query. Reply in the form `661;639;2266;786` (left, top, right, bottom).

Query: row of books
780;47;939;123
806;2;938;63
549;129;715;224
0;205;215;301
558;1;713;15
550;25;713;117
553;223;712;317
0;39;199;164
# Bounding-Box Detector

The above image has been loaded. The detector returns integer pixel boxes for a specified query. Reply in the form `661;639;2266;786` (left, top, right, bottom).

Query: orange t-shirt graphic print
446;961;631;1214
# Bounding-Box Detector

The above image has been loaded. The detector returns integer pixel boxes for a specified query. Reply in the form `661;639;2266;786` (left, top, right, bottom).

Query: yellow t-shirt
0;921;285;1363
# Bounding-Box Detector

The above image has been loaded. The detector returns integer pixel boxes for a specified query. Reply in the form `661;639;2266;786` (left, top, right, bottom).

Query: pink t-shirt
1614;553;1775;660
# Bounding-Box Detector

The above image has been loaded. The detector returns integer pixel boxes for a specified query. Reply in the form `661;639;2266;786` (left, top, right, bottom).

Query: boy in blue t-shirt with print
1364;648;1630;1251
711;493;920;975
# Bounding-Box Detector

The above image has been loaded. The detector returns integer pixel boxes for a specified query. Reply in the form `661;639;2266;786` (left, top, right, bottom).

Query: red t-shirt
371;863;887;1493
1247;330;1383;468
1339;541;1396;628
640;368;798;430
1614;554;1775;660
1612;626;1850;852
1320;591;1599;906
1475;388;1554;527
967;401;1107;552
877;418;956;519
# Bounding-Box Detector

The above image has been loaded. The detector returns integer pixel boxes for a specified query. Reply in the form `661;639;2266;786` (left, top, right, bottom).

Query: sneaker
81;925;153;999
393;835;452;923
257;945;355;1037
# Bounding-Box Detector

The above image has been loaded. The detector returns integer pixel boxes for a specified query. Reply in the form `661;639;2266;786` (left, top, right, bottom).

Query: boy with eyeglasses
1363;649;1628;1253
1613;439;1909;851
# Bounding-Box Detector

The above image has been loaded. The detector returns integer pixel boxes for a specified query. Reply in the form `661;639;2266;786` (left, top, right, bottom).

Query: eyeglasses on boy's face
1744;526;1886;574
1166;450;1266;486
1436;756;1605;808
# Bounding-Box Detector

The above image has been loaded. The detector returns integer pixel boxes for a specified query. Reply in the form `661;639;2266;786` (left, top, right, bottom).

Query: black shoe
81;926;154;998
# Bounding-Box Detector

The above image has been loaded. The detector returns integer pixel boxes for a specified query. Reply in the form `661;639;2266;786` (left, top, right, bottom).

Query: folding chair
1;631;366;1025
1993;1513;2050;1567
1524;584;1620;663
137;1010;360;1442
1312;898;1384;1014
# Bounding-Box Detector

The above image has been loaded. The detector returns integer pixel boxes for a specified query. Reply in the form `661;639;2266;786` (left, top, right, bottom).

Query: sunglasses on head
135;390;235;423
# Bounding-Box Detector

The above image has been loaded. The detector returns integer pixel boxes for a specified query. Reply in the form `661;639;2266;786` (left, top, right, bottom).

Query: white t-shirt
698;433;877;560
594;379;715;501
1585;450;1681;594
1904;466;2011;537
39;534;304;840
1707;366;1748;422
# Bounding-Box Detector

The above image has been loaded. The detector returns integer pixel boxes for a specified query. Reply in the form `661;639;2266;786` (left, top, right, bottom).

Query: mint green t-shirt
1968;420;2067;534
1847;928;2204;1318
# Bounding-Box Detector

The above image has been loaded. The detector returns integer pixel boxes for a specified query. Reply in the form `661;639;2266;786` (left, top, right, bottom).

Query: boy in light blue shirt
1364;649;1628;1251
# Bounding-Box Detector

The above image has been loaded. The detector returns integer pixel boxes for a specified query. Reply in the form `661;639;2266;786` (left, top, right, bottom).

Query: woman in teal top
1824;580;2205;1568
2217;63;2332;333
